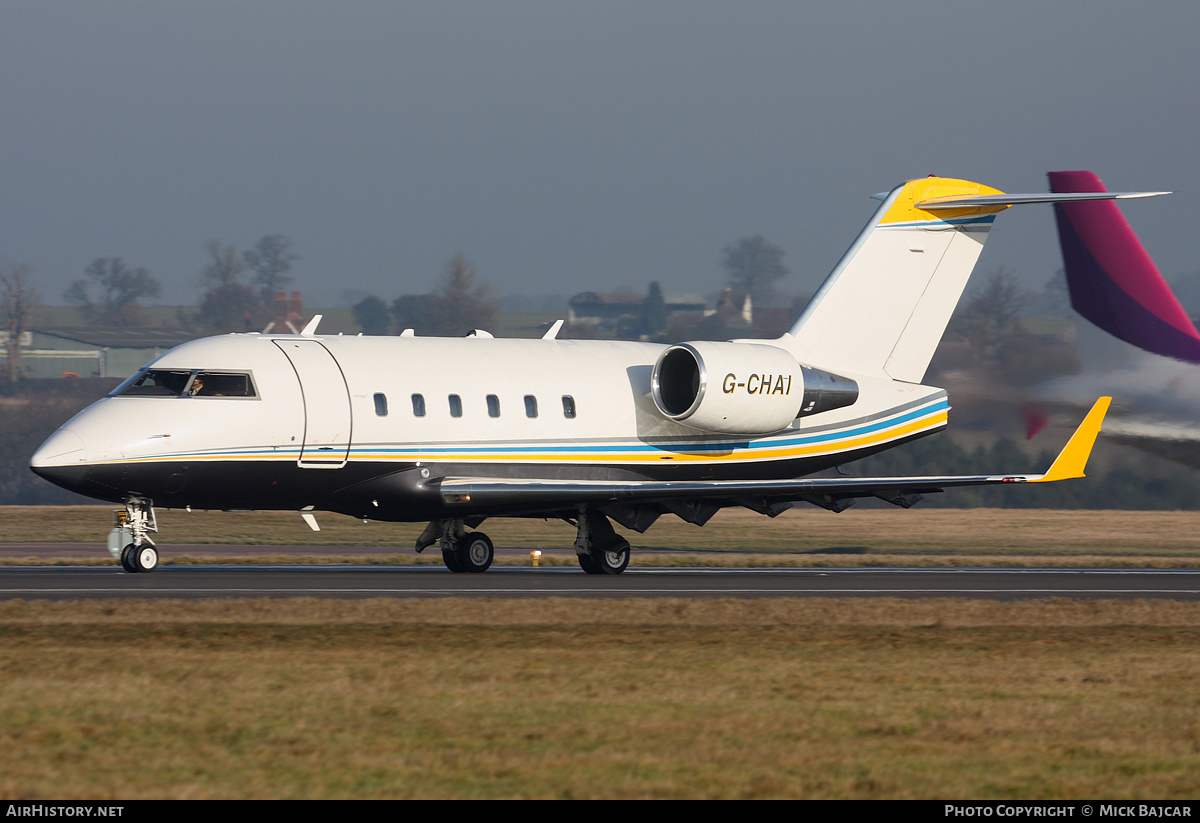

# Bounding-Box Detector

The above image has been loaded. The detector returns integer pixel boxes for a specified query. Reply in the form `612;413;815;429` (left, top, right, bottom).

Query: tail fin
782;174;1171;383
1047;170;1200;364
783;176;1010;383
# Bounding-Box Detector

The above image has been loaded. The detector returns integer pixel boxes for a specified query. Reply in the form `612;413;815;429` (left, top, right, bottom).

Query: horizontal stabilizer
438;398;1110;513
1048;170;1200;364
917;191;1168;209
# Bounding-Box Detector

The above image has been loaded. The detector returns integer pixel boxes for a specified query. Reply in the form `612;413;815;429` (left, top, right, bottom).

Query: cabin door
273;339;352;468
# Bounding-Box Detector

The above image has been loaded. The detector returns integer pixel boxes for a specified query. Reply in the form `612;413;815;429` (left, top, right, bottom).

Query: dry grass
1;598;1199;799
3;507;1200;567
4;508;1198;798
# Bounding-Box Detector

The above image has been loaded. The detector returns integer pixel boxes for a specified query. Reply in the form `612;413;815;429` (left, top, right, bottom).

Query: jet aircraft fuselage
30;174;1139;574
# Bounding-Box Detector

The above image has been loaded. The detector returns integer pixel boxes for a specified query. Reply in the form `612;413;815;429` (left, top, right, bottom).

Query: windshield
112;369;257;398
114;370;192;397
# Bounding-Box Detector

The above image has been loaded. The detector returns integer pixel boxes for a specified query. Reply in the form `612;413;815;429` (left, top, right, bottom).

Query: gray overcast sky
2;1;1198;309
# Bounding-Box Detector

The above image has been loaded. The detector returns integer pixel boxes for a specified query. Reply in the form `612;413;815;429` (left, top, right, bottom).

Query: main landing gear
109;498;159;573
416;509;630;574
573;509;630;574
417;520;494;573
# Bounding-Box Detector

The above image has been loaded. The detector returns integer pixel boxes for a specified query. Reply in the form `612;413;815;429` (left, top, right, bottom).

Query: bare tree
201;239;245;286
722;235;789;307
426;254;498;336
244;235;298;303
0;262;36;384
197;240;257;332
65;257;161;326
952;267;1030;362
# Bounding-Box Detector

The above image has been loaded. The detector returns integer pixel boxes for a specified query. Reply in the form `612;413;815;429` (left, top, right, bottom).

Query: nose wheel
120;543;159;573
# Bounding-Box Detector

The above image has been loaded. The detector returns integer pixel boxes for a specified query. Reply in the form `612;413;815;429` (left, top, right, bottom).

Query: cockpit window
188;372;256;398
114;369;257;398
116;370;193;397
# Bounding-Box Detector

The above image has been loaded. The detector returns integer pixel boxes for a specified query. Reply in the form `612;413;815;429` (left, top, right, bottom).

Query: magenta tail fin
1049;170;1200;364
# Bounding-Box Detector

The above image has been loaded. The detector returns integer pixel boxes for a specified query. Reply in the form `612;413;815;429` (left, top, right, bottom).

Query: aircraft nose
31;428;87;468
30;429;91;491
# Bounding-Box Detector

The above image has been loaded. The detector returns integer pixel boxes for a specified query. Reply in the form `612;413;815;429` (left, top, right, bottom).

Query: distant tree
197;283;257;332
952;267;1030;362
391;294;437;335
0;261;35;384
244;235;298;303
722;235;789;307
1038;269;1071;316
197;240;258;332
201;239;245;287
426;254;498;336
65;257;161;326
639;281;668;339
353;295;392;335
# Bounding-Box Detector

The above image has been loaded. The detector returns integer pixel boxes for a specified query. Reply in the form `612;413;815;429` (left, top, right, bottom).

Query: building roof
568;292;647;306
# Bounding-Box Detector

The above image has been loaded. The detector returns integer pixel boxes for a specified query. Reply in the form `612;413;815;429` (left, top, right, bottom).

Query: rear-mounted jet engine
650;341;858;435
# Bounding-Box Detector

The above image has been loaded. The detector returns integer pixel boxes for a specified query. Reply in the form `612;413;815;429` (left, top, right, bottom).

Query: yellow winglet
1028;397;1111;483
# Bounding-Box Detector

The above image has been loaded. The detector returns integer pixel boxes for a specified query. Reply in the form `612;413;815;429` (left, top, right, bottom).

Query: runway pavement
3;564;1200;601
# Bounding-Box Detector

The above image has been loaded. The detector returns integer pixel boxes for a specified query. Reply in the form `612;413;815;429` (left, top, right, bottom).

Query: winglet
1029;397;1111;483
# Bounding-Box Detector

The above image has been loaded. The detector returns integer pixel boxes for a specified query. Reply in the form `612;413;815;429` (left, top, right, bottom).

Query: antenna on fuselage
300;315;322;336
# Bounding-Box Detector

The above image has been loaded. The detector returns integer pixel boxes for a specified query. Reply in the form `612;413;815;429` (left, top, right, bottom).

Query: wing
437;398;1111;522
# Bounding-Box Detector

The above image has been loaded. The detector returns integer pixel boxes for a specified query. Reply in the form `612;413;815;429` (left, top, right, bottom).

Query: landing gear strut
574;509;630;574
109;497;159;573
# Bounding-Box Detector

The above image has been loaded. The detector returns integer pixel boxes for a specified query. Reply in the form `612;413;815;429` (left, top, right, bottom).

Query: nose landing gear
109;497;159;573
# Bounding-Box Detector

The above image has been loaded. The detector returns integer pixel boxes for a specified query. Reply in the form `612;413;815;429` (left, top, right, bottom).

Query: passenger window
487;395;500;418
449;394;462;418
412;394;426;417
374;393;388;416
524;395;538;418
562;395;576;418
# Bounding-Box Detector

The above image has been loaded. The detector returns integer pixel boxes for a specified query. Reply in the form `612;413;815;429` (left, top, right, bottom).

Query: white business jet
32;175;1155;574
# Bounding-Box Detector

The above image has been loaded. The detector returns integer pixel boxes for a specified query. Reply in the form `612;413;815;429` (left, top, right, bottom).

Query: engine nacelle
650;341;858;434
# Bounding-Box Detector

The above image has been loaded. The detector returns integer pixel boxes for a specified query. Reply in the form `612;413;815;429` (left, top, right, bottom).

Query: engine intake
651;341;858;434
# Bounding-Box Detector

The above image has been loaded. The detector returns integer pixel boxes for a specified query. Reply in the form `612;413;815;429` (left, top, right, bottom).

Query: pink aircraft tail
1049;170;1200;364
